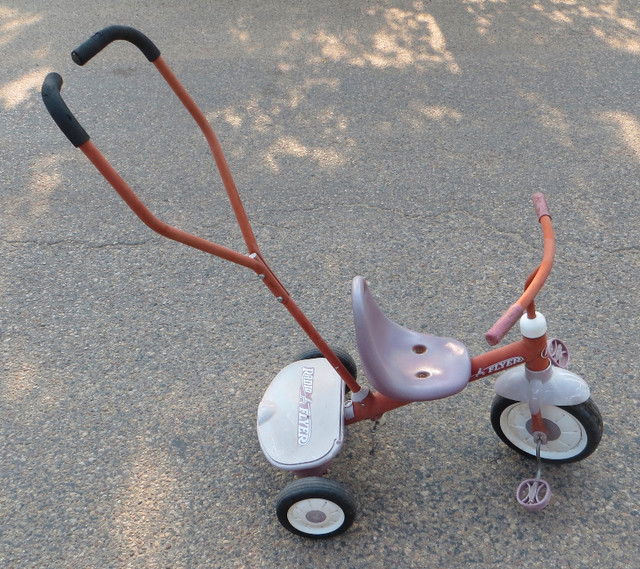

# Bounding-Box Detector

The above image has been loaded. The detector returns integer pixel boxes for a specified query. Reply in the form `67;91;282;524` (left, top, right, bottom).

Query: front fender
494;365;590;406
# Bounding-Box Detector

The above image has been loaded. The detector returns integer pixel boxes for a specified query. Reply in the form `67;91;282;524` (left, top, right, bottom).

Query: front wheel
276;477;356;538
490;396;603;463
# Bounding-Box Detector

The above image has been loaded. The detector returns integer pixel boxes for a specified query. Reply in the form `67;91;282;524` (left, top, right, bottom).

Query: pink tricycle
42;26;603;538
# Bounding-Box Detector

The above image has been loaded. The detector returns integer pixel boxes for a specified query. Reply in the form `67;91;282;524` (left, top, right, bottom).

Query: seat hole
412;344;427;354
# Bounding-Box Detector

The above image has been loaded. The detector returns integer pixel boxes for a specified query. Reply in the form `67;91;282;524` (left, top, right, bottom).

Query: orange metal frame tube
520;216;554;319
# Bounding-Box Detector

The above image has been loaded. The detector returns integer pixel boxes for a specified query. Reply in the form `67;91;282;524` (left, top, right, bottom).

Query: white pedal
257;358;345;474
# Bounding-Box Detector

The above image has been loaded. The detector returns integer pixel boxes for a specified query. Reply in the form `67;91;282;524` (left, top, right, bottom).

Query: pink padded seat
352;276;471;402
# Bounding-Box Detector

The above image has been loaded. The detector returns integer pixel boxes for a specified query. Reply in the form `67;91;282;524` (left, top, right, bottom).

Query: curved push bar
71;25;160;65
485;193;555;346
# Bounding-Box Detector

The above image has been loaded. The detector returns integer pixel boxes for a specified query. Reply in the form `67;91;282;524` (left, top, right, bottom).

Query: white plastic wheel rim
500;403;588;460
287;498;345;535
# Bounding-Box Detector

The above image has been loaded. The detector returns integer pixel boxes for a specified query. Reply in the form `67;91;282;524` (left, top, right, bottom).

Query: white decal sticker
471;356;525;380
297;367;314;446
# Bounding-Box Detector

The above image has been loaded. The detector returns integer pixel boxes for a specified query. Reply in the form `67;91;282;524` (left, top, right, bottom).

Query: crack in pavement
1;238;153;249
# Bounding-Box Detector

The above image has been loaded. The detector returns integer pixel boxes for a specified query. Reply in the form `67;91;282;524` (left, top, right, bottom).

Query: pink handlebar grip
532;192;551;220
485;304;525;346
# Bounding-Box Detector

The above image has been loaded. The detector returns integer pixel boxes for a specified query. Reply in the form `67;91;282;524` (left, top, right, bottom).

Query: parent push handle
71;25;160;65
42;26;363;394
41;72;90;148
42;25;263;263
485;193;555;346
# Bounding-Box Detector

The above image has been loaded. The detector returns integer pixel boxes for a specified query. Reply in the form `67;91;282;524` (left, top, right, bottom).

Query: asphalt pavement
1;1;639;568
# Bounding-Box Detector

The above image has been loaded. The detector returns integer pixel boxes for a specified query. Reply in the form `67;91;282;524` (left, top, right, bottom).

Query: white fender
494;365;590;406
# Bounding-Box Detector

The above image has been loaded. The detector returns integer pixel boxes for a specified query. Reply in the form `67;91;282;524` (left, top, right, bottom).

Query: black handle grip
41;72;90;147
71;25;161;66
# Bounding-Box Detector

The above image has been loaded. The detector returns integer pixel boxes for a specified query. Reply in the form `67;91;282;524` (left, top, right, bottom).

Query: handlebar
42;26;161;147
485;193;555;346
532;192;551;220
71;25;160;65
41;72;90;147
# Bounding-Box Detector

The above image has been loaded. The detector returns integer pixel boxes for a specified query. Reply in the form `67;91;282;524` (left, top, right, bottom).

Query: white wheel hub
500;402;588;460
287;498;345;535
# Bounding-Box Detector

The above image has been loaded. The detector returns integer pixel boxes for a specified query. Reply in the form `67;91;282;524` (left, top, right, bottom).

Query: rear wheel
297;346;357;392
490;396;603;463
297;346;357;379
276;477;356;538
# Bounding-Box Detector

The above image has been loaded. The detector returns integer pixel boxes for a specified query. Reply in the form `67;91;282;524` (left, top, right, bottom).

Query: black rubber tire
490;395;603;464
276;477;357;538
297;346;357;381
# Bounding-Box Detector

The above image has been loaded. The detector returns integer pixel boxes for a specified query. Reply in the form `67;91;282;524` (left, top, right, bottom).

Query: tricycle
42;25;603;538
